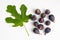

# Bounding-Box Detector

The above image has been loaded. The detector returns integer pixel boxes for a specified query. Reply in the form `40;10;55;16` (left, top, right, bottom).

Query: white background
0;0;60;40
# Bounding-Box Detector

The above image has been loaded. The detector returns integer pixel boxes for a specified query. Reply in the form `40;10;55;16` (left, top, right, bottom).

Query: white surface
0;0;60;40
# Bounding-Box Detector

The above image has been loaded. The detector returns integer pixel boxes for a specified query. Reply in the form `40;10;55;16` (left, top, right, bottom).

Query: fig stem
24;25;29;36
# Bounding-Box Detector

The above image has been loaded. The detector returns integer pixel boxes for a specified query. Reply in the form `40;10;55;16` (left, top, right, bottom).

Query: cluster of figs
31;9;55;35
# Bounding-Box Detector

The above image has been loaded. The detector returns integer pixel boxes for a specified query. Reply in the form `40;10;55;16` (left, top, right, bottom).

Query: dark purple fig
31;15;37;20
39;18;44;23
45;21;50;26
35;9;41;15
45;9;50;14
44;27;51;35
33;28;40;34
48;15;55;22
41;13;46;18
33;22;38;27
38;24;44;30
